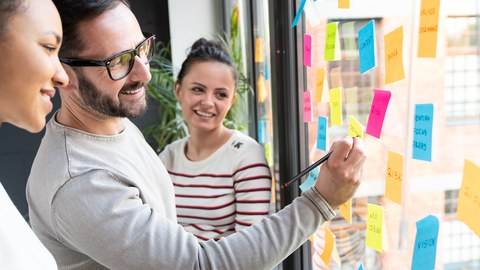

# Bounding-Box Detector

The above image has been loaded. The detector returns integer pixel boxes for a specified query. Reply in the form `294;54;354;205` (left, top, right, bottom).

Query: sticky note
384;26;405;84
339;198;352;224
412;215;439;270
258;120;266;144
385;151;404;204
458;159;480;237
366;203;384;252
366;89;391;138
345;87;359;119
418;0;440;58
257;73;267;103
300;166;319;192
329;88;343;126
320;227;335;267
338;0;350;9
412;104;434;162
291;0;307;28
265;142;273;167
358;20;377;74
264;56;269;80
314;68;326;102
358;263;364;270
330;67;343;88
325;22;341;61
342;22;357;60
255;38;264;63
304;90;313;123
317;116;328;151
348;116;364;138
304;34;313;67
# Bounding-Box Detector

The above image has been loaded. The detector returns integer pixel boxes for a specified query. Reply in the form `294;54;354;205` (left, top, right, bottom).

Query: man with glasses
26;0;366;269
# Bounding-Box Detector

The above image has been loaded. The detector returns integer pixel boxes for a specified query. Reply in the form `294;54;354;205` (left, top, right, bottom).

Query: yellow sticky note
329;87;343;126
339;198;352;224
330;67;343;88
320;227;335;267
366;203;384;252
418;0;440;58
384;27;405;84
255;38;264;63
324;22;341;61
257;74;267;103
348;116;364;138
338;0;350;9
385;151;404;204
314;68;326;102
458;159;480;237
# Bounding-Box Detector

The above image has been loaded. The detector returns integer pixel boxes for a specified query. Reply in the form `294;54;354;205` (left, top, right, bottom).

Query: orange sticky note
385;151;404;204
458;159;480;237
418;0;440;58
314;68;326;102
255;38;264;63
257;73;267;103
329;87;343;126
348;116;364;138
339;198;352;224
366;203;384;252
384;27;405;84
338;0;350;9
320;227;335;267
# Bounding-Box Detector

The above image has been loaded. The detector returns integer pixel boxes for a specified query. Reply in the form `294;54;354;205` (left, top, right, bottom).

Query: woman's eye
44;45;57;53
217;92;228;99
192;87;203;93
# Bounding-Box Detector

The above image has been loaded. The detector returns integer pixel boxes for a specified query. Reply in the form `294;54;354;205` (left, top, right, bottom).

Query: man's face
70;3;151;118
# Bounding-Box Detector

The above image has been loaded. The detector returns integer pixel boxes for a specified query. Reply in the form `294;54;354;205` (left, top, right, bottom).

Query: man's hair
0;0;26;39
53;0;130;57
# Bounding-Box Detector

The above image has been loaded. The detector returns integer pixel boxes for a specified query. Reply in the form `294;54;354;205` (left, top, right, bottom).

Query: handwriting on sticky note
320;227;335;267
366;89;391;138
412;215;439;270
304;90;313;123
314;68;325;102
304;34;313;67
348;116;364;138
325;22;341;61
329;87;343;126
458;159;480;237
384;26;405;84
385;151;404;204
418;0;440;58
317;116;328;151
412;104;434;161
366;203;384;252
358;20;377;74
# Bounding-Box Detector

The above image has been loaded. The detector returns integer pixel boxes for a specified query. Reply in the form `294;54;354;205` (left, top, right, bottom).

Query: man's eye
110;54;131;67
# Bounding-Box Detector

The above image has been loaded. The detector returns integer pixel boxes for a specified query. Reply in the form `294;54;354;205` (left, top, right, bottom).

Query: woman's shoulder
227;130;263;152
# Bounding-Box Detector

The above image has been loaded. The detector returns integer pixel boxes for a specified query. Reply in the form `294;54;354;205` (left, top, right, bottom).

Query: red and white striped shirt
159;130;272;241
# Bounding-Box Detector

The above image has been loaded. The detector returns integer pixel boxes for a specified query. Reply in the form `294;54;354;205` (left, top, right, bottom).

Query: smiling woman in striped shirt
159;38;272;241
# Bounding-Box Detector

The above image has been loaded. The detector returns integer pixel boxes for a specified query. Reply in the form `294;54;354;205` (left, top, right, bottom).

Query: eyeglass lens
108;36;154;80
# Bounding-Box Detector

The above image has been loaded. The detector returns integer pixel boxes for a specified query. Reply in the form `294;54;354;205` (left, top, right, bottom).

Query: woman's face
0;0;68;132
175;61;236;134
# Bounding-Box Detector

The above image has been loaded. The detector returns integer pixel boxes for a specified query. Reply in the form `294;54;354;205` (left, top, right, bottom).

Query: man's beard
76;70;148;118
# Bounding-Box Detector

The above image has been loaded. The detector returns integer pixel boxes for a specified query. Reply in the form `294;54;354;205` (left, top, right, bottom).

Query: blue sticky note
357;263;364;270
317;116;328;151
358;20;377;74
258;120;266;144
264;56;269;80
411;215;439;270
291;0;307;28
412;104;434;161
300;166;320;192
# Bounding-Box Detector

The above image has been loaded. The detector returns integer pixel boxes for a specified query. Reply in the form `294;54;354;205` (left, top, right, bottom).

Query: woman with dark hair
0;0;68;268
160;38;272;241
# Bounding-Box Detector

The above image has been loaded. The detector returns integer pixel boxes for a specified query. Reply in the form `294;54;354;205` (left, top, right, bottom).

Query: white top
0;183;57;269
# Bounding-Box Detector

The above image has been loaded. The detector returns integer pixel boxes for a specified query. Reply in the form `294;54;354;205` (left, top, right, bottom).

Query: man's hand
314;137;367;209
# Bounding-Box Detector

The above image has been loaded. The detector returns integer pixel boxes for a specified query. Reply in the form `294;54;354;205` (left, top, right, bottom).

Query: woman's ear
174;81;181;102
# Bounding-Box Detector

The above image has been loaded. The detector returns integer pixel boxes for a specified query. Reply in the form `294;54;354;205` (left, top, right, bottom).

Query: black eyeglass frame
60;32;156;81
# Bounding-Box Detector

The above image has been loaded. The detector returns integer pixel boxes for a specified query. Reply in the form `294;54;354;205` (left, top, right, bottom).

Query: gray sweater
26;116;335;270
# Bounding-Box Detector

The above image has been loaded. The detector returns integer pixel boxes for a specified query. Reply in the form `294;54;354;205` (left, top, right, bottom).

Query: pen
284;151;332;188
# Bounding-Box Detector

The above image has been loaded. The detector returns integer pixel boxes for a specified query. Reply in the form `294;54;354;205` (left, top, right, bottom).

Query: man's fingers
344;137;367;169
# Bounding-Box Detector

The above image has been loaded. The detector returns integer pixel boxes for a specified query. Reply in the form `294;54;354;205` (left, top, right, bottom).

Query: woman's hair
177;38;238;84
0;0;25;39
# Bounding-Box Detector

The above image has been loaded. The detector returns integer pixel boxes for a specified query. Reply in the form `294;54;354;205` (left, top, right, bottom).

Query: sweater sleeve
52;170;334;270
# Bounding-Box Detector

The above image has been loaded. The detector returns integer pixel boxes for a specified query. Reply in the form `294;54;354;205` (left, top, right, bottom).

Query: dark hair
0;0;26;39
53;0;130;57
177;38;238;85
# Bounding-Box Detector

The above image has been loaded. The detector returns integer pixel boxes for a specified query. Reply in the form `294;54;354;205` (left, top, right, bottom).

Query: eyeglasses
60;33;155;81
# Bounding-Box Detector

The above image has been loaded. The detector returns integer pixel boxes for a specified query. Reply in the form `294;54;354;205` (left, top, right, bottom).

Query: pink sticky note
304;90;313;122
366;89;391;138
304;34;313;67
